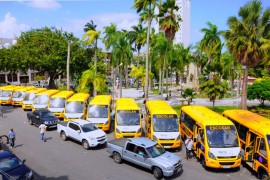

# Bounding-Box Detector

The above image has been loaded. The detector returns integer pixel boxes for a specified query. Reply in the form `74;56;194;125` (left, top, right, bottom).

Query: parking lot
0;105;258;180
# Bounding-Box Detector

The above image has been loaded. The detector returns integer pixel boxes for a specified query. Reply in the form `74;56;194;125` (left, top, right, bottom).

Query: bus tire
113;152;122;164
153;167;163;179
201;156;208;170
259;170;268;180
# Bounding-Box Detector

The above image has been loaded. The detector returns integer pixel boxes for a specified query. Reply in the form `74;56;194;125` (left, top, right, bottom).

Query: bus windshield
24;93;35;101
267;135;270;150
146;143;166;158
34;95;49;105
66;101;84;113
88;105;108;118
206;125;239;148
50;97;65;108
1;90;12;97
13;91;24;98
117;110;140;126
153;114;179;132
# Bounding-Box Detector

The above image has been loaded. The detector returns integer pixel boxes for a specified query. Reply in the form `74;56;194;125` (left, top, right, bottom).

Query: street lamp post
66;41;72;91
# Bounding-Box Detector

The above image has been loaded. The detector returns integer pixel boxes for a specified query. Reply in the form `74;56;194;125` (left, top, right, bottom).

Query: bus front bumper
115;132;142;139
158;139;181;149
206;157;241;169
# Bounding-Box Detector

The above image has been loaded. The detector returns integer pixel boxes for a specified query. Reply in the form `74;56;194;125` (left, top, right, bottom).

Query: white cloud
0;12;30;38
26;0;61;10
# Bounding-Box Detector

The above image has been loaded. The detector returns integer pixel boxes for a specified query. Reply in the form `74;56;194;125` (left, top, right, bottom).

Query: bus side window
239;125;248;141
184;114;195;131
259;139;267;157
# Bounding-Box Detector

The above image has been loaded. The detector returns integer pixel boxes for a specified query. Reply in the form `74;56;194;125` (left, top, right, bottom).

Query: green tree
200;74;228;107
182;88;196;105
223;0;270;109
133;0;158;99
247;79;270;106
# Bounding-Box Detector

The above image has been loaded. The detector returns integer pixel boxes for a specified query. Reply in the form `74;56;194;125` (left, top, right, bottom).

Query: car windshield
267;135;270;150
146;143;166;158
24;92;36;101
88;105;108;118
0;156;23;172
153;114;179;132
1;90;12;97
13;91;24;98
34;95;49;105
117;110;140;126
81;123;98;132
50;97;65;108
41;111;55;118
66;101;84;113
206;125;239;148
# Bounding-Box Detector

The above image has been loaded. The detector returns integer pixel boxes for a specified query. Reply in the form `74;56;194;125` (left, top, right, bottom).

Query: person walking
185;136;194;160
8;129;16;148
39;123;47;142
0;104;3;118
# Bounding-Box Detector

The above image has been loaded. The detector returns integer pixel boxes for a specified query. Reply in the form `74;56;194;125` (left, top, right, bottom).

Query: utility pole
67;41;72;91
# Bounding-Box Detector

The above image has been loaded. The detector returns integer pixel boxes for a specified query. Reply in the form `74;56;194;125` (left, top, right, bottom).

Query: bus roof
181;106;234;126
89;95;111;105
51;91;74;99
116;98;140;110
66;93;90;102
2;86;25;91
25;88;47;94
36;89;60;96
223;110;270;135
14;86;36;92
146;100;177;115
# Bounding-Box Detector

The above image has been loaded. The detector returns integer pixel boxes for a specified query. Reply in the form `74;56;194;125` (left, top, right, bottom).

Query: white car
57;119;107;150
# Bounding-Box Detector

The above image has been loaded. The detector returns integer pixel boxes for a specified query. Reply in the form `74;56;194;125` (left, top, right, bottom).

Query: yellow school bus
64;93;90;122
145;100;181;150
0;86;24;105
180;106;241;169
0;86;11;104
223;110;270;179
87;95;112;132
48;91;74;119
32;89;60;111
114;98;142;139
12;86;36;106
22;88;47;110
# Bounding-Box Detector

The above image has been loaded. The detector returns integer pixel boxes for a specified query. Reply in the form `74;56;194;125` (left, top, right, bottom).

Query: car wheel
61;132;67;141
113;152;122;164
82;140;90;150
153;167;163;179
29;118;33;125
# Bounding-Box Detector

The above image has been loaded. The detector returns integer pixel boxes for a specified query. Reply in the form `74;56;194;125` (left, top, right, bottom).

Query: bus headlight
80;115;84;119
152;135;158;141
237;152;241;159
116;128;121;134
208;152;216;160
176;135;181;140
137;128;141;133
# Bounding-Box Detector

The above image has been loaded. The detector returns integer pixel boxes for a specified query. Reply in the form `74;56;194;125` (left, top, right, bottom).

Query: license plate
164;146;170;148
223;166;230;169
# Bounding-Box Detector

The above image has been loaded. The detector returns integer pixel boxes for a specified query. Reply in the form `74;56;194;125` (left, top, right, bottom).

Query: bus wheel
259;170;268;180
201;156;207;170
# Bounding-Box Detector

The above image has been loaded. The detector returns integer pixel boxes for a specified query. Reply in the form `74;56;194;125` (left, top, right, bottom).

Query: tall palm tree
223;0;270;109
127;23;147;66
133;0;158;99
200;22;222;79
111;32;133;97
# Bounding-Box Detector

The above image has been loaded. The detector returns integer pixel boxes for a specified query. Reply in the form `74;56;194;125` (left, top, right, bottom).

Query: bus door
194;125;205;158
245;131;257;167
145;115;151;138
254;137;268;173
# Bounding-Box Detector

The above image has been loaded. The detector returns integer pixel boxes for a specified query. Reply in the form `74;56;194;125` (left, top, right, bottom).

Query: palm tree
127;23;147;66
83;21;100;96
200;22;222;79
111;32;133;97
133;0;158;99
223;0;270;109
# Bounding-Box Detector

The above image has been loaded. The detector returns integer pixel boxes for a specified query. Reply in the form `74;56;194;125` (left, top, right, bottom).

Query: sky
1;0;270;49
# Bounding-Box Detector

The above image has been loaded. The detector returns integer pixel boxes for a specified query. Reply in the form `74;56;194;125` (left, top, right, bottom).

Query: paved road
0;106;258;180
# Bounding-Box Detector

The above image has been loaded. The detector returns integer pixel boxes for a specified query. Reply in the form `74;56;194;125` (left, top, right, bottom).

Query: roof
89;95;112;105
70;119;89;125
223;110;270;135
36;89;60;96
146;100;177;115
25;88;47;94
14;86;36;92
66;93;90;102
51;91;74;99
181;106;234;126
116;98;139;110
2;86;25;91
130;137;156;148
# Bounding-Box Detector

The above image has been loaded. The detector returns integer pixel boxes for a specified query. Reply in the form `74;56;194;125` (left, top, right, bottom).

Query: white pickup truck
57;119;107;150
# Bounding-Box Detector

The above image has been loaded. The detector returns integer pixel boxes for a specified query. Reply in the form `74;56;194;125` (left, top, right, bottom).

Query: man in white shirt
39;123;47;142
185;136;194;160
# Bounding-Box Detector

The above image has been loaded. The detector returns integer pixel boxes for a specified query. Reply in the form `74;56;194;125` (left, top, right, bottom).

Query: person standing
0;104;3;118
39;123;47;142
185;136;194;160
8;129;16;148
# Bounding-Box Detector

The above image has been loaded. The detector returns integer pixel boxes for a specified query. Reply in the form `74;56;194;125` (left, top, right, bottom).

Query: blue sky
1;0;270;49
